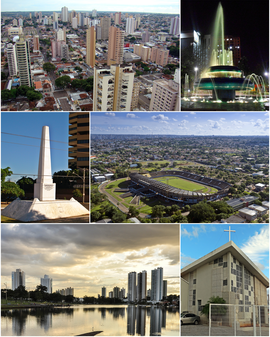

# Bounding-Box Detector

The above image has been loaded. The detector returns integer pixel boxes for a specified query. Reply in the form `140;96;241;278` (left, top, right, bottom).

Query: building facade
128;271;137;302
101;286;106;297
68;112;89;169
181;241;269;324
41;274;52;293
137;270;147;301
12;269;25;290
7;43;17;77
107;26;124;66
149;79;179;111
86;26;96;68
15;37;32;87
151;267;163;301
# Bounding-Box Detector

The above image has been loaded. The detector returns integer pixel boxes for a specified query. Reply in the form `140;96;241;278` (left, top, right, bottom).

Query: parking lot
181;324;269;336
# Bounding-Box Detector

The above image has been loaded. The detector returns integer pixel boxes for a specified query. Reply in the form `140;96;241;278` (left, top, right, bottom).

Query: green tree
201;296;227;319
73;188;82;199
152;205;166;218
55;75;71;88
16;176;35;193
188;201;216;223
43;62;56;72
1;167;13;182
128;206;139;218
112;211;127;223
13;285;28;300
91;210;101;222
26;90;42;101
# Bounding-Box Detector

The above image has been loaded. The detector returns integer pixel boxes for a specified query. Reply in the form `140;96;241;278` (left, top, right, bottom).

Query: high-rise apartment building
100;17;111;40
7;43;17;77
53;12;58;22
142;29;150;43
86;26;96;68
137;270;147;301
93;64;135;111
114;12;121;25
61;6;68;22
102;286;106;297
134;44;151;61
109;291;113;298
113;286;120;298
170;16;180;35
131;78;140;111
163;280;167;299
92;9;97;17
12;269;25;290
68;112;89;169
151;267;163;301
56;287;74;296
61;44;69;60
15;37;32;87
41;275;52;293
72;17;77;29
150;47;169;67
224;36;241;66
33;35;39;52
107;26;124;66
126;17;135;34
149;79;179;111
128;272;137;302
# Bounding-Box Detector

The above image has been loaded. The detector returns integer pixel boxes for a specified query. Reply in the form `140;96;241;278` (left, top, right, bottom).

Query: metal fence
209;304;269;336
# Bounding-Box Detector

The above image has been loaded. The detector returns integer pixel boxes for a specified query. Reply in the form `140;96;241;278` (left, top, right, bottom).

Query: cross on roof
224;226;236;242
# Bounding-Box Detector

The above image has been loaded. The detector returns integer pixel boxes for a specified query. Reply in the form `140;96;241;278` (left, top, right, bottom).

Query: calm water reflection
1;305;179;336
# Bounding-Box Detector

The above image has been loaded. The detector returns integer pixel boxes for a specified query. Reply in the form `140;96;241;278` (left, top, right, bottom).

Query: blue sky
2;0;179;14
91;112;269;136
181;224;269;279
1;112;70;182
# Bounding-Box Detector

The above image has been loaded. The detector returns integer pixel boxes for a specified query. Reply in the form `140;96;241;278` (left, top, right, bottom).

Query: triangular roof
181;241;269;287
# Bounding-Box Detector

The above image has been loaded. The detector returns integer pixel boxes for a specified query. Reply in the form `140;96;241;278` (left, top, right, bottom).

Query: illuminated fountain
195;3;253;101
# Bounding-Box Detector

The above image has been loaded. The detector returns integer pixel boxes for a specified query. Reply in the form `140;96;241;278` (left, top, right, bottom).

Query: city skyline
91;112;269;136
1;1;180;14
1;224;180;297
181;224;269;279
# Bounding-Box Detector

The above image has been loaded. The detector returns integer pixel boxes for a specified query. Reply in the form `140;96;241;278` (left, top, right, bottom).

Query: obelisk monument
34;126;56;201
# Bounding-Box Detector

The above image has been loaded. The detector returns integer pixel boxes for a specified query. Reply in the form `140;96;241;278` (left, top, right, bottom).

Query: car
181;313;200;325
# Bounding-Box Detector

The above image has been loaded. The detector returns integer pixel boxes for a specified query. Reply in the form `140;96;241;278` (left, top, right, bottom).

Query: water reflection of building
37;312;52;332
100;307;106;319
12;313;26;336
150;307;162;336
136;306;146;336
127;305;136;335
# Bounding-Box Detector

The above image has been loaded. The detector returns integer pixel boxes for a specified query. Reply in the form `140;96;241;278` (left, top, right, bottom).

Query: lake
1;305;179;336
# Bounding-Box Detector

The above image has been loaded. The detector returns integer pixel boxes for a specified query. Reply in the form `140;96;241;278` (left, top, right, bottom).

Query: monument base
1;198;89;222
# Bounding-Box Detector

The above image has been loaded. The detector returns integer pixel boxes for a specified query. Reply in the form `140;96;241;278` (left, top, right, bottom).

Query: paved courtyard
181;324;269;336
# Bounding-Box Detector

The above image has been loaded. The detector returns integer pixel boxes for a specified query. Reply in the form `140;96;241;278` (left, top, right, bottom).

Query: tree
16;176;35;193
201;296;227;319
188;201;216;223
13;285;28;300
17;85;33;96
152;205;166;218
128;206;139;218
1;167;13;183
26;90;42;101
55;75;71;88
1;182;25;200
43;62;56;72
91;210;101;222
73;188;82;199
112;211;127;223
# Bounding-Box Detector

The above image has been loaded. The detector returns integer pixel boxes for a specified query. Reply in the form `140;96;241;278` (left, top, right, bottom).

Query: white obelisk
34;126;56;201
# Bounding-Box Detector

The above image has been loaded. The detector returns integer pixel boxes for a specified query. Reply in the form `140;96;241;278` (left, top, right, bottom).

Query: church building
181;240;269;325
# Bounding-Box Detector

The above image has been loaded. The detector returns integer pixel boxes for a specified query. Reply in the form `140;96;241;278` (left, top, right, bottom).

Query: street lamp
264;72;269;77
194;67;198;83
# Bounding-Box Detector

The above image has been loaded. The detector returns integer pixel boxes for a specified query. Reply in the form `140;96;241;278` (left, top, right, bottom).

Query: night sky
181;0;269;72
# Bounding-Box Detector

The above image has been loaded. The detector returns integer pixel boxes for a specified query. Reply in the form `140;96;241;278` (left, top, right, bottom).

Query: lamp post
194;67;198;83
71;168;87;204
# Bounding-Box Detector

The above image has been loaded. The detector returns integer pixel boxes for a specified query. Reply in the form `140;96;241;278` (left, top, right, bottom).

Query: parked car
181;313;200;325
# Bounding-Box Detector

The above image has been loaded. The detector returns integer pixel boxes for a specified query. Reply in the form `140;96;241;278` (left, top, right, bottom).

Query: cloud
105;112;115;117
152;114;169;122
126;113;138;118
172;118;177;122
190;112;196;115
178;120;189;130
181;225;216;238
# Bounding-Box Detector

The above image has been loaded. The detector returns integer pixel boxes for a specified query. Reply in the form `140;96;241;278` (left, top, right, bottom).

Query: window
223;262;227;268
214;259;218;264
233;258;236;263
78;140;89;144
193;279;196;284
223;280;227;286
231;280;233;286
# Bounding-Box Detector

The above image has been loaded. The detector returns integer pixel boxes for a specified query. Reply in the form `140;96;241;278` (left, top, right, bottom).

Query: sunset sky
1;224;180;297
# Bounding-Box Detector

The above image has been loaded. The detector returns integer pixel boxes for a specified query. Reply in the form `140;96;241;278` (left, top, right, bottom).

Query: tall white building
92;9;97;17
126;17;135;34
15;37;32;87
53;12;58;22
61;6;68;22
12;269;25;290
41;275;52;293
94;64;135;111
128;271;137;302
170;16;180;35
151;267;163;301
137;270;147;301
72;17;78;29
7;43;17;76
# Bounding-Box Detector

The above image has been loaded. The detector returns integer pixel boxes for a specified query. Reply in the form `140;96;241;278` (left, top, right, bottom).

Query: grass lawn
105;178;129;190
154;176;213;193
1;215;22;223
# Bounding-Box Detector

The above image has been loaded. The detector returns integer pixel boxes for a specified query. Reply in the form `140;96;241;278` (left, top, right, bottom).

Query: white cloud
126;113;138;118
241;226;269;270
105;112;115;117
173;118;177;122
181;225;216;238
190;112;196;115
152;114;169;122
178;120;189;130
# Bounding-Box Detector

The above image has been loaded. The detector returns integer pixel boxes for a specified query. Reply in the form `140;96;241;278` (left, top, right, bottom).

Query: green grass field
154;176;217;194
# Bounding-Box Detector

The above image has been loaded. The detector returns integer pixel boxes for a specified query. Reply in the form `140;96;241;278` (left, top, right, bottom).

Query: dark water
181;100;268;111
1;305;179;336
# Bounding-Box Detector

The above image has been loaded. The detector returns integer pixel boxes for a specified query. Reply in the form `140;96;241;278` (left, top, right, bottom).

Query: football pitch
154;176;217;194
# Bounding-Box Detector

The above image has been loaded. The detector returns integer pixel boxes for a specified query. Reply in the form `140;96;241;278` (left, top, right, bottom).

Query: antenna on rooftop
224;226;235;242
